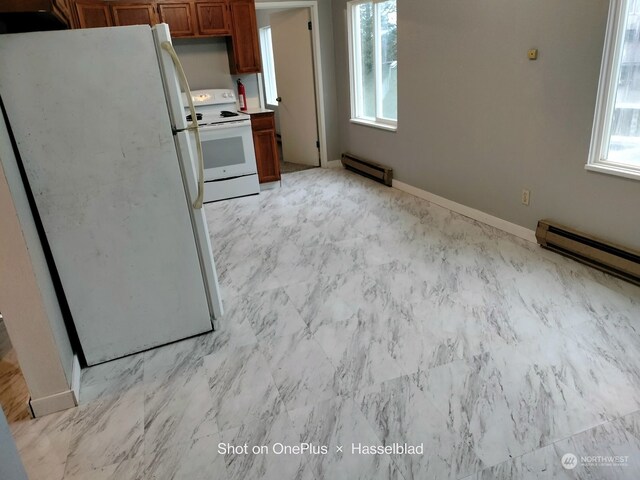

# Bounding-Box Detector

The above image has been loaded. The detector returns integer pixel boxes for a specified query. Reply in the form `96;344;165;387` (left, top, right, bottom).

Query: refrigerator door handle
160;41;205;210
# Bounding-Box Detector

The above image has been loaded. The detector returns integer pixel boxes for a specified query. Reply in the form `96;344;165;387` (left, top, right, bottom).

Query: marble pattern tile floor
5;167;640;479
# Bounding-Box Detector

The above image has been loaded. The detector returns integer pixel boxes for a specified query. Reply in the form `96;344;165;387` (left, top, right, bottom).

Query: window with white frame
348;0;397;130
589;0;640;179
259;26;278;106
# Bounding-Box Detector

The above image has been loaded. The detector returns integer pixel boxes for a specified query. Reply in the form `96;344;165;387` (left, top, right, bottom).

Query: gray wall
0;409;27;480
332;0;640;250
173;38;262;111
256;8;287;25
173;38;234;90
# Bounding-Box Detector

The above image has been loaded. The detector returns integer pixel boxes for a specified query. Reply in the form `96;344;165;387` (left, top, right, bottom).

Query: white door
271;9;319;166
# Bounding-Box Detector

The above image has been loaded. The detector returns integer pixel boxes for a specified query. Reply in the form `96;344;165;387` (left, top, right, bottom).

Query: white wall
332;0;640;250
0;115;76;416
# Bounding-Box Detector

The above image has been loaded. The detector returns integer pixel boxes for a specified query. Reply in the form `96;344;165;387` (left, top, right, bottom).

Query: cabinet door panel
75;0;113;28
250;115;275;131
195;1;230;36
253;128;280;183
228;0;261;73
112;3;157;26
53;0;74;26
159;3;195;37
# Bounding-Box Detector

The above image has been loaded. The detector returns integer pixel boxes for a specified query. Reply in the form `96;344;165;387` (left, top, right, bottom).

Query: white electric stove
183;89;259;203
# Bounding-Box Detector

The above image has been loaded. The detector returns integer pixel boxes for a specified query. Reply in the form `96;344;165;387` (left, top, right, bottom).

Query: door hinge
316;140;320;149
308;21;312;31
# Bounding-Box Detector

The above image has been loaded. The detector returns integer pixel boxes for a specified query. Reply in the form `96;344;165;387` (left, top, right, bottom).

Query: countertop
242;108;275;115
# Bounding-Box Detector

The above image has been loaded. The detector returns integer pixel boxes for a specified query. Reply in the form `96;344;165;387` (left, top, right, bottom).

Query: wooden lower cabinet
250;112;280;184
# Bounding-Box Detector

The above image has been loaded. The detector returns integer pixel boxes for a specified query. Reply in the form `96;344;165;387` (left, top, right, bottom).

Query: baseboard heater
536;220;640;286
341;153;393;187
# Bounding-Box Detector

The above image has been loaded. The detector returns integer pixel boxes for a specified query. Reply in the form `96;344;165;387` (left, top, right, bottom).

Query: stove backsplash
171;38;261;111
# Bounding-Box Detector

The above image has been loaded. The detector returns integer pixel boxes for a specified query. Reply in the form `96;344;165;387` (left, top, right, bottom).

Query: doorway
255;2;323;175
0;314;30;422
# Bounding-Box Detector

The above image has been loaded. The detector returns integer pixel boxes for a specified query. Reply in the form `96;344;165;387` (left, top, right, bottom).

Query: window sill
350;118;397;132
585;162;640;181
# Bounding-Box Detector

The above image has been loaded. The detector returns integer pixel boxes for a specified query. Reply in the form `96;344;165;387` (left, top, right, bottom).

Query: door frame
255;1;327;168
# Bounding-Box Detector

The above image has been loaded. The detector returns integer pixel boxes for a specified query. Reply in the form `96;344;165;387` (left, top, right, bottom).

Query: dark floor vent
536;220;640;286
341;153;393;187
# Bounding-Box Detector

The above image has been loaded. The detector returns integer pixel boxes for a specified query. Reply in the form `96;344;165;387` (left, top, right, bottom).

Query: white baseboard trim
392;179;537;243
326;159;343;169
29;388;77;418
28;355;81;417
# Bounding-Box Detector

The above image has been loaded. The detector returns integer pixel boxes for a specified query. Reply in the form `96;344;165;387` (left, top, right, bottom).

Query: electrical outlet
521;189;531;206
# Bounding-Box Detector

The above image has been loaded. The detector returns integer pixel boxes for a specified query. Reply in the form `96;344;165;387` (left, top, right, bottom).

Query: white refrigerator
0;24;224;366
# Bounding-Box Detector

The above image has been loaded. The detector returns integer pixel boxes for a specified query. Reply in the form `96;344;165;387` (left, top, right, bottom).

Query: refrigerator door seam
152;24;224;321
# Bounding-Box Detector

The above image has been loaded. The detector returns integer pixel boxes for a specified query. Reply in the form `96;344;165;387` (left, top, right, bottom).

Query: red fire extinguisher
237;79;247;112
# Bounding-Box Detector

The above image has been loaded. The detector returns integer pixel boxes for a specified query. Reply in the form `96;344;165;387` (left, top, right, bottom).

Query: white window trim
347;0;397;132
587;0;640;180
259;26;278;106
349;117;398;131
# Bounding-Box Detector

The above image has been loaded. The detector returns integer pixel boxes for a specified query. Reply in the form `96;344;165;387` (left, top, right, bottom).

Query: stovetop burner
182;89;251;127
186;113;203;122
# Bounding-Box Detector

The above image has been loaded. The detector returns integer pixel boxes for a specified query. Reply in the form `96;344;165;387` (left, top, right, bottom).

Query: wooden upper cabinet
227;0;261;74
195;1;230;36
74;0;114;28
158;2;195;37
111;3;157;26
52;0;75;26
69;0;264;56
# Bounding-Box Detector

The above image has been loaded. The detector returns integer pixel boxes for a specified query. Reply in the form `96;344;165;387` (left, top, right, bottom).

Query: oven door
199;121;257;180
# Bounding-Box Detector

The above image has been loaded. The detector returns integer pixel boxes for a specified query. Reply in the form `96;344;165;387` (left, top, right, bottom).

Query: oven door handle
161;41;204;210
199;121;253;132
